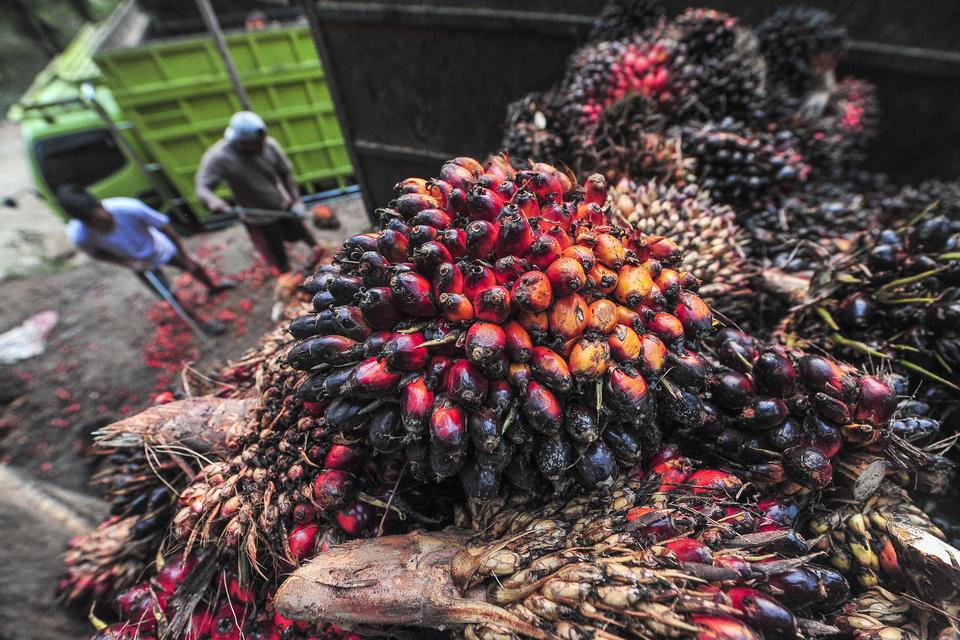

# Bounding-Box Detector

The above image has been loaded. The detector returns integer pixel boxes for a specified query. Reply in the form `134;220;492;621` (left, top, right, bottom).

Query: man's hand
290;200;307;220
208;196;231;214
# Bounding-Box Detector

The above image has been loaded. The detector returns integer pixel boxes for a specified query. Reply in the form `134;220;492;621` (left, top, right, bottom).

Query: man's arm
196;150;230;213
269;138;300;203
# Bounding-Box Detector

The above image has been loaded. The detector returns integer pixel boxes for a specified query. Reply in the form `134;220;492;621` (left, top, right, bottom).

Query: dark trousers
242;218;315;272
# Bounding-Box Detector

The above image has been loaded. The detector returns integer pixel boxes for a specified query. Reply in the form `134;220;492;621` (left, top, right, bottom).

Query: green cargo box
94;23;352;219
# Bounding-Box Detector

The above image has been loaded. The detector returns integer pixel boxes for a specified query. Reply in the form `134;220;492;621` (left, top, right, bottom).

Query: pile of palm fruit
60;2;960;640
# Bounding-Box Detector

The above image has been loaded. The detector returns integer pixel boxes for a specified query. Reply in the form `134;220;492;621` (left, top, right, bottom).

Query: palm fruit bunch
755;5;849;113
776;212;960;415
58;396;253;610
501;91;568;166
276;451;856;640
881;178;960;223
676;117;809;208
829;587;926;640
285;155;731;505
607;178;758;320
586;0;666;44
807;480;948;590
665;327;951;494
92;549;362;640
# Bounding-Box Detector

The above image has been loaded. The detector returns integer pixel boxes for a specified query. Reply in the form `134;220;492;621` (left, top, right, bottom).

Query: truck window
35;129;127;191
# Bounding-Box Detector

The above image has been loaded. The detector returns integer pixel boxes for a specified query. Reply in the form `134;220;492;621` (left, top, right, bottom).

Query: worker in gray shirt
196;111;317;272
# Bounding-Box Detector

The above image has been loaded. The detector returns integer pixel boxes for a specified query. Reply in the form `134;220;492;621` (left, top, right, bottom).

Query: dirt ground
0;193;369;640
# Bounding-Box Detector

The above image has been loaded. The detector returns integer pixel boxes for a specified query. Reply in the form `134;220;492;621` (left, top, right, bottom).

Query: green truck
8;0;353;231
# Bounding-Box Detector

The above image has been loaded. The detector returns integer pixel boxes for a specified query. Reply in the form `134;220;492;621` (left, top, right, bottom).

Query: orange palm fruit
561;245;597;273
613;264;654;307
637;332;668;375
654;267;682;299
568;336;610;381
545;257;587;296
549;294;590;342
607;324;641;362
508;362;533;394
586;299;618;334
511;271;554;313
592;233;625;269
530;346;574;393
616;304;642;330
587;263;618;294
648;235;683;265
438;293;474;322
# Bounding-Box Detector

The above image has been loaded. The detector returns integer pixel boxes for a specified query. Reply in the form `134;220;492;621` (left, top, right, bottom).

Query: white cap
225;111;266;142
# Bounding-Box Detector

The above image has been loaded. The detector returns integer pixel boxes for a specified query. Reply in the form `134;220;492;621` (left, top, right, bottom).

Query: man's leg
280;217;317;248
139;269;224;336
243;222;290;272
167;251;235;294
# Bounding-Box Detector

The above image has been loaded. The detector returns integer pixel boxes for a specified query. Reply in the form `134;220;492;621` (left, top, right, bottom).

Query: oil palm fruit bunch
587;0;665;44
807;480;949;591
881;178;960;224
829;587;925;640
607;178;757;320
755;5;848;112
287;155;728;505
58;396;254;610
501;91;568;166
676;117;809;208
277;452;853;639
775;213;960;410
666;327;949;494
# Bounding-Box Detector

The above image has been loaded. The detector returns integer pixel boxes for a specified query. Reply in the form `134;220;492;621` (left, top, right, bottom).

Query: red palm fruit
467;408;502;453
401;376;434;434
425;355;453;390
855;376;896;425
739;397;788;430
473;286;512;323
495;207;534;257
655;268;682;299
588;263;619;294
716;329;760;373
394;193;440;219
636;332;668;375
762;567;841;610
487;380;514;420
569;337;610;381
798;355;856;401
335;501;373;536
531;346;574;393
648;236;683;265
439;293;474;322
549;294;591;341
395;177;429;194
209;605;245;640
525;234;562;270
462;264;497;301
614;264;654;306
486;154;514;180
756;497;799;528
605;365;652;415
287;334;362;369
583;203;607;226
540;200;572;232
691;614;762;640
440;163;473;192
517;309;549;335
545;257;587;296
426;179;453;208
156;554;196;594
521;381;563;435
324;443;364;470
438;228;467;259
413;240;453;277
464;322;507;367
331;305;373;341
390;271;437;317
663;538;713;564
806;417;841;457
511;271;554;313
711;370;756;409
293;503;316;525
496;178;517;202
358;251;393;287
592;233;626;269
451;156;483;174
688;469;742;496
339;356;401;398
783;445;833;488
410;208;452;230
545;227;573;254
465;220;499;259
494;256;531;286
675;291;713;339
381;332;429;371
342;232;380;258
358;287;404;331
504;321;533;362
377;228;410;263
587;299;618;334
512;188;540;219
562;245;596;273
328;275;361;305
649;456;691;492
288;524;319;562
432;262;464;298
466;186;504;222
646;311;684;345
431;399;467;451
608;324;642;362
583;173;607;207
752;348;797;397
749;462;786;483
446;359;488;407
312;469;355;511
408;224;438;248
508;362;533;393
